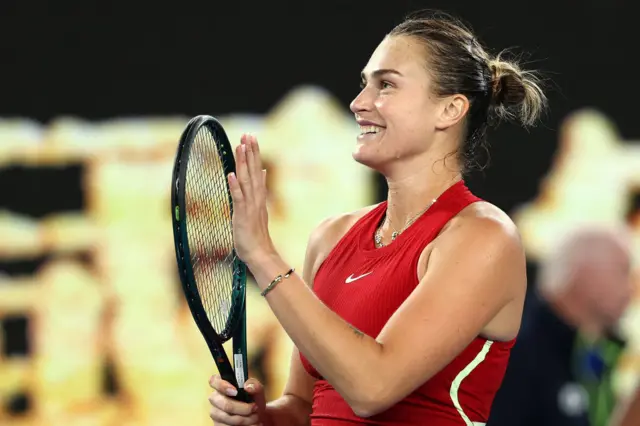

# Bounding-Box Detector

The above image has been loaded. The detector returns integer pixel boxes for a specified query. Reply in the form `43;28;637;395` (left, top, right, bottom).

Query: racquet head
171;115;250;399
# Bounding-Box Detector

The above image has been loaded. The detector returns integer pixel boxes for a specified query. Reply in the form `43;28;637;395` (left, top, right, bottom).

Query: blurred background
0;1;639;425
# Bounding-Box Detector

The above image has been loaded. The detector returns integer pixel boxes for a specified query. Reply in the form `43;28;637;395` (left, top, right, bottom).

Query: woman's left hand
228;134;276;266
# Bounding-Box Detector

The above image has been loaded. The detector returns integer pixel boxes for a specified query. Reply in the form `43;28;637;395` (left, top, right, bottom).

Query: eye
359;80;366;89
380;80;393;89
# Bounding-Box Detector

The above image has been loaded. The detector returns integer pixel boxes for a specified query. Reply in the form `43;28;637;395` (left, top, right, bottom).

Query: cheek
375;98;412;129
376;96;434;133
373;96;389;114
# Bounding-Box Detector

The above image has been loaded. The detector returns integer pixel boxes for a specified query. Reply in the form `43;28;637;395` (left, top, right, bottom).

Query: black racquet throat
171;115;252;402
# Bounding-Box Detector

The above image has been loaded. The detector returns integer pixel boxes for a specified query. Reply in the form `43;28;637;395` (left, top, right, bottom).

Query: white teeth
359;125;382;134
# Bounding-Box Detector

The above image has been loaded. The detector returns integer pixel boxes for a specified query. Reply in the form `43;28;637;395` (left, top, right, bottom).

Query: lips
356;119;384;127
356;119;385;136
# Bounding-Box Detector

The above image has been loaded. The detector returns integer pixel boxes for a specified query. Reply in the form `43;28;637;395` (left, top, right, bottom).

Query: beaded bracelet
260;268;295;297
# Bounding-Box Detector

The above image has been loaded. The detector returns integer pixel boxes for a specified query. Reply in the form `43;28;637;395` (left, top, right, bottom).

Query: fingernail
228;173;236;183
246;383;255;391
241;144;246;153
252;404;258;412
226;388;238;397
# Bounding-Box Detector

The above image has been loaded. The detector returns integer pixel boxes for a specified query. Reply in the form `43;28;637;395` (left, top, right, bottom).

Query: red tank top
299;180;515;425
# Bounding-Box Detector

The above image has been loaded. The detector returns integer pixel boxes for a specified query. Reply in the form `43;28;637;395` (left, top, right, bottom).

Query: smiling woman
207;9;547;426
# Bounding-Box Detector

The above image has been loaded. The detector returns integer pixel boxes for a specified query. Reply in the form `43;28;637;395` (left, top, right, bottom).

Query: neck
382;159;462;232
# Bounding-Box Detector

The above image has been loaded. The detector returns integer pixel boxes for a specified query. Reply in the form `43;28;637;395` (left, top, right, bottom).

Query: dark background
1;0;637;214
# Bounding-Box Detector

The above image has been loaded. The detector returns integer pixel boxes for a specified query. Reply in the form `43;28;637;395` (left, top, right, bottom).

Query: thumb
244;379;266;409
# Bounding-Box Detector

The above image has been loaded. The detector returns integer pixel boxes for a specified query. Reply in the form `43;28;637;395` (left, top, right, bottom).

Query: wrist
246;251;290;290
260;407;276;426
246;248;278;268
266;395;311;426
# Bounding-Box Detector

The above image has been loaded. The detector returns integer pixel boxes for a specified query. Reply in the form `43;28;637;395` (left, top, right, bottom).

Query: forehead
362;35;428;78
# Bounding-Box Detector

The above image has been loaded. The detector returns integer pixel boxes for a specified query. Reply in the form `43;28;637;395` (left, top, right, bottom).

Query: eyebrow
360;68;403;81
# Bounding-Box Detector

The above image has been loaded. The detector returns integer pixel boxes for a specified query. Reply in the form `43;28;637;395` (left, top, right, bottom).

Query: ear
435;94;469;131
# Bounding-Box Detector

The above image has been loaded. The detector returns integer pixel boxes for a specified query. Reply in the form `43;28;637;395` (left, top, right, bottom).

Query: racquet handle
235;387;253;403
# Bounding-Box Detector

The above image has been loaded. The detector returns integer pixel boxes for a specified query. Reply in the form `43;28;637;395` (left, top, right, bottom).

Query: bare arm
264;214;359;425
265;348;314;426
249;213;526;418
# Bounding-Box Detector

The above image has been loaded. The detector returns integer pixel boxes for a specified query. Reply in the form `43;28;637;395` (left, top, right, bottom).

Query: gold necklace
374;198;436;248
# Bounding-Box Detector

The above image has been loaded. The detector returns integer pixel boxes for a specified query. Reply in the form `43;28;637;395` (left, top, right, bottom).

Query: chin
353;150;393;176
352;141;380;168
353;130;385;157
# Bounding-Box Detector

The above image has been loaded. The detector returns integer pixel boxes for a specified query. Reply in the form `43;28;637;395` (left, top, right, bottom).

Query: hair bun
490;61;526;106
487;55;547;127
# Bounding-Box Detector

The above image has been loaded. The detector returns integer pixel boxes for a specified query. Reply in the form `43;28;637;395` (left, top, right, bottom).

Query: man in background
609;384;640;426
488;226;634;426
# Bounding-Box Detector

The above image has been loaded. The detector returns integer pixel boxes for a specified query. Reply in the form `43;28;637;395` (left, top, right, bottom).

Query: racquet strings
185;126;238;340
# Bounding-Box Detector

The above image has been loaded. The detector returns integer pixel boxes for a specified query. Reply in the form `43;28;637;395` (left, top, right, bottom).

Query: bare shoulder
425;201;527;339
426;200;526;298
303;204;379;285
440;200;523;251
312;204;379;246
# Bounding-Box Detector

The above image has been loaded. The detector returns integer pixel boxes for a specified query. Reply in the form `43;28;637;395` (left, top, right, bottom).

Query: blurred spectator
488;226;633;426
609;383;640;426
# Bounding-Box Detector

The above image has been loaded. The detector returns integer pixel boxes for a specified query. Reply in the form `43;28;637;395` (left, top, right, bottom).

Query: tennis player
208;10;547;425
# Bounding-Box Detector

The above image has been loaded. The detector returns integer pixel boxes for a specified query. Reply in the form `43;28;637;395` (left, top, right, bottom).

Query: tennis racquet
171;115;252;402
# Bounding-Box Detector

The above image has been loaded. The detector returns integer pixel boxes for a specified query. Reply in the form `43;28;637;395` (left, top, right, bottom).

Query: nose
349;87;373;115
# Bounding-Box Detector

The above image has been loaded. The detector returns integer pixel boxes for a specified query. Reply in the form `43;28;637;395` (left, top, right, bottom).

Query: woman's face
350;35;442;172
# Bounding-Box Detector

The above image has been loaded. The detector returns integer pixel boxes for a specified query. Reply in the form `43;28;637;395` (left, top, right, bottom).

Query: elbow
350;399;393;418
345;348;401;418
351;404;387;419
347;384;395;418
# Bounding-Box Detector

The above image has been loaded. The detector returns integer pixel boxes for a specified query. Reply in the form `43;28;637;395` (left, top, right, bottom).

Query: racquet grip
235;387;253;403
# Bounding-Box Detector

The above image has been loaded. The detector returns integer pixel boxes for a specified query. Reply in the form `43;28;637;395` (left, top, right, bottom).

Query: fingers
209;407;260;425
244;378;267;411
208;376;260;425
245;140;261;198
235;142;254;203
236;134;266;207
209;375;239;397
246;135;263;183
208;391;258;418
242;135;264;199
228;172;244;207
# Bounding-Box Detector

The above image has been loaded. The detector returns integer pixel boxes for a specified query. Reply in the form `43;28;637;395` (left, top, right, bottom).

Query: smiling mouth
359;125;383;135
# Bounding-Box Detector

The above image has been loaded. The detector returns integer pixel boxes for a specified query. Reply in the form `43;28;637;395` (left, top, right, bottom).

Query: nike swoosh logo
345;272;373;283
